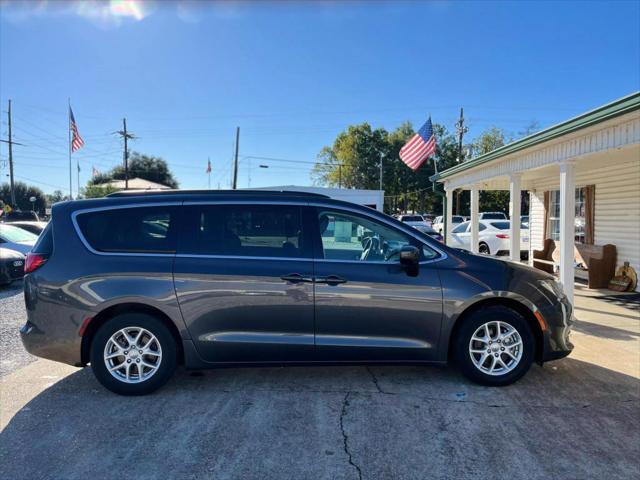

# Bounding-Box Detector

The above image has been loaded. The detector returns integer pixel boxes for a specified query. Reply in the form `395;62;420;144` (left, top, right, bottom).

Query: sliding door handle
315;275;347;285
281;273;313;283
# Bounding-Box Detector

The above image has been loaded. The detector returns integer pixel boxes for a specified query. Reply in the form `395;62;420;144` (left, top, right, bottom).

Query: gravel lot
0;281;36;377
1;285;638;480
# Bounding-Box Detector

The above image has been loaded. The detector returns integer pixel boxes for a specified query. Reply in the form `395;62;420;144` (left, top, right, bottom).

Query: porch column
470;185;479;253
509;174;522;261
445;187;453;246
559;161;576;306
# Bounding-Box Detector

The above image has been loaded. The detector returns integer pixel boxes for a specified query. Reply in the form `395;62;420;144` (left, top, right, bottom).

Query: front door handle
315;275;347;286
281;273;313;283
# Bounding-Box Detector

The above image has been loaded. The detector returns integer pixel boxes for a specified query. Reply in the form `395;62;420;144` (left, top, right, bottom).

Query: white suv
432;215;465;234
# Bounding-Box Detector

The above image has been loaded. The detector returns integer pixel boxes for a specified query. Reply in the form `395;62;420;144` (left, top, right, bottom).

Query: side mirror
399;245;420;276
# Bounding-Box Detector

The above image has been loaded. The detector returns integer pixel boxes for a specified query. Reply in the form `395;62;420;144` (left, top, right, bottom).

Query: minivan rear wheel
90;313;177;395
454;306;534;386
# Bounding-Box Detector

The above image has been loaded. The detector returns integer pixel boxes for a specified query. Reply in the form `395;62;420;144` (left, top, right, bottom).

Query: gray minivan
20;190;573;395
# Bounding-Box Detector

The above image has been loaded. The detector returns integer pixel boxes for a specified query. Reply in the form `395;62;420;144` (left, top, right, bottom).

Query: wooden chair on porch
532;239;556;274
532;239;617;289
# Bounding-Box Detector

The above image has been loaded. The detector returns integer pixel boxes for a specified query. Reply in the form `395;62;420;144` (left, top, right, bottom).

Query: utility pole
0;100;24;207
454;107;468;214
232;127;240;190
7;100;15;206
115;118;135;189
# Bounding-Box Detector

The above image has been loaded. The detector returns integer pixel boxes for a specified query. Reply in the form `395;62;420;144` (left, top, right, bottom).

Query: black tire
478;242;490;255
90;313;177;396
454;306;534;386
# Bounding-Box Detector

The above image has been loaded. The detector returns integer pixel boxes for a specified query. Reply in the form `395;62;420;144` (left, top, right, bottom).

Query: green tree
0;182;47;214
312;122;460;215
83;184;120;198
46;190;70;205
88;152;179;189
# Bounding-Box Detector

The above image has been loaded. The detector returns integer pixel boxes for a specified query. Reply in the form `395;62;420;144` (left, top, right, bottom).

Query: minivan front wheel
90;313;177;395
454;306;534;386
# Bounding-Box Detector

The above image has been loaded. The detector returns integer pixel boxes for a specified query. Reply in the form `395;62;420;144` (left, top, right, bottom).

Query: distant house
431;92;640;301
102;177;171;191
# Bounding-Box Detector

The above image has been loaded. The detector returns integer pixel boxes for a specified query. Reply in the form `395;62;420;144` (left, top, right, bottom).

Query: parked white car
432;215;465;234
0;223;38;255
478;212;508;220
398;214;430;229
449;219;529;257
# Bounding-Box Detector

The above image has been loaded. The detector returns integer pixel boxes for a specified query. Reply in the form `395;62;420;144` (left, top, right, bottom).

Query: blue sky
1;0;639;195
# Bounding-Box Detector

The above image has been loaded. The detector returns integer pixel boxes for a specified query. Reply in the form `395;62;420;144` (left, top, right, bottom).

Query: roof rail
106;189;329;198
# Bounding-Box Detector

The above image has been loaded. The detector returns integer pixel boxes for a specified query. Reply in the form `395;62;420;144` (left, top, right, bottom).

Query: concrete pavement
0;284;639;480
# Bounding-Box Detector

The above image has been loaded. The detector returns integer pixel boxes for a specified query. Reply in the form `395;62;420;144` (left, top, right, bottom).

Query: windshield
0;224;38;243
452;216;464;223
402;216;424;222
482;213;506;219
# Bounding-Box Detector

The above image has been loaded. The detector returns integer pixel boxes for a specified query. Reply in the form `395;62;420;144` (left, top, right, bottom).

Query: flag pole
208;157;211;189
68;98;72;200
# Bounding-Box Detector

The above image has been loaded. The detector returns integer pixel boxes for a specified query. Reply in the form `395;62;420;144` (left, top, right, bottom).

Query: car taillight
496;233;510;239
25;253;48;273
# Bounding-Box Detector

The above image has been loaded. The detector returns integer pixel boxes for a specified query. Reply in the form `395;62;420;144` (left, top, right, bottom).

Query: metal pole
68;99;72;199
379;153;383;192
123;118;129;190
232;127;240;190
7;100;15;206
208;157;211;189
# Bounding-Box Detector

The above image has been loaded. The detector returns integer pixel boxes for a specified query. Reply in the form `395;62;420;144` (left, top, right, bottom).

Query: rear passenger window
76;206;177;253
180;204;308;258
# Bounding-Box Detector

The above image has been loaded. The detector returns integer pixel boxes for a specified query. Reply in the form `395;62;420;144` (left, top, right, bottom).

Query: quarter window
76;206;176;253
180;204;307;258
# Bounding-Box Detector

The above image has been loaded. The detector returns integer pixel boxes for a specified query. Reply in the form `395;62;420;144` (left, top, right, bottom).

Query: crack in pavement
339;392;363;480
365;366;393;395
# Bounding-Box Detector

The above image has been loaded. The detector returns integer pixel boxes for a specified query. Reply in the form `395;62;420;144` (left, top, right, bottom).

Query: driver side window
317;209;419;263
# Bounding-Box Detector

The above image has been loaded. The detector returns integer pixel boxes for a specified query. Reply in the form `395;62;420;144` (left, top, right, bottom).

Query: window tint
180;204;307;258
317;208;438;262
479;223;487;231
402;216;423;222
76;206;176;253
482;213;506;219
452;216;465;223
452;222;468;234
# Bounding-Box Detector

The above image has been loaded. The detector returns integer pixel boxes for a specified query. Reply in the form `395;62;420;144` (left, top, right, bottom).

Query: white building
432;92;640;304
252;186;385;212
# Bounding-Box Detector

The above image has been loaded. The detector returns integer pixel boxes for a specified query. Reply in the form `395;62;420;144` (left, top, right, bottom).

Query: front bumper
541;294;574;362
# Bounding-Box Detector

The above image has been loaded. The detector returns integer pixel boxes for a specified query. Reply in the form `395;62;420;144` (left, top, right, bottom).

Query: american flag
400;117;436;171
206;159;212;173
69;107;85;153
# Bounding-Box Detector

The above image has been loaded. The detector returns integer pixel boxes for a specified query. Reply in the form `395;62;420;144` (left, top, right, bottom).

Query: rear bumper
20;319;84;367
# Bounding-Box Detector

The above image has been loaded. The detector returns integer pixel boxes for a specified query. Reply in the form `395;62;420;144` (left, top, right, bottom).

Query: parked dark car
0;248;25;285
1;210;40;222
5;221;48;235
20;190;573;395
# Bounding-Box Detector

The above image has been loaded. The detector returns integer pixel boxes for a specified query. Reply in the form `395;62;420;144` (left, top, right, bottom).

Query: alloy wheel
468;320;522;376
103;327;162;383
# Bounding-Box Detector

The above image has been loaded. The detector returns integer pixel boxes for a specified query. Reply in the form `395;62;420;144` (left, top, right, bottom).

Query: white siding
529;158;640;288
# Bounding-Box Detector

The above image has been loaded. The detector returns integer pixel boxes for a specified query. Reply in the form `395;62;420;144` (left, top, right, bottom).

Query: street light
29;196;36;212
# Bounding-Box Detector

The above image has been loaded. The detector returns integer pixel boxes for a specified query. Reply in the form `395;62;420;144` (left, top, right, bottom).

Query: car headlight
538;279;565;299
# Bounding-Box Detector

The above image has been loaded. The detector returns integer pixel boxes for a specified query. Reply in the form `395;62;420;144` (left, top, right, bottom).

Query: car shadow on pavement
1;359;639;480
572;319;640;341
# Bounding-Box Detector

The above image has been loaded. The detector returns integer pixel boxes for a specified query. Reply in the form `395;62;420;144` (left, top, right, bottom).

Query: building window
547;187;587;243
